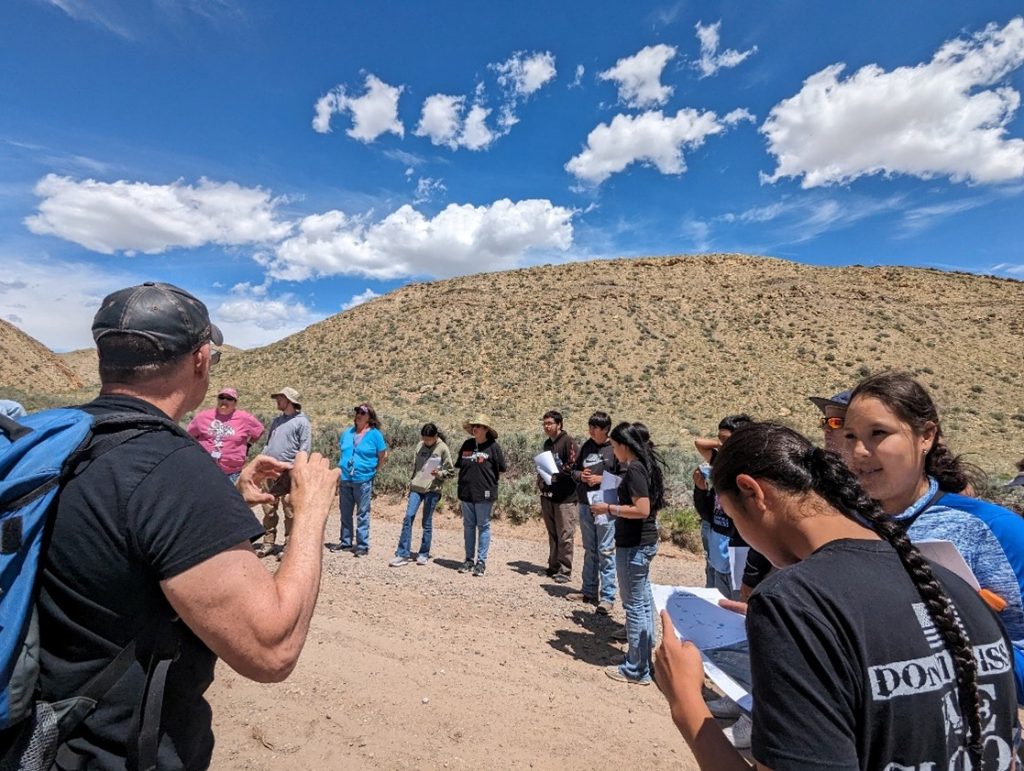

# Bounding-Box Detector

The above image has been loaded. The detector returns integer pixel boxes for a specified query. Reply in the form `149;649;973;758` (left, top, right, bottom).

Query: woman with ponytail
590;421;667;685
654;422;1017;770
844;371;1024;701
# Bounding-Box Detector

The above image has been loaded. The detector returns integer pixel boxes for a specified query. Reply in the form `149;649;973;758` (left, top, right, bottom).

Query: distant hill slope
208;254;1024;473
0;318;82;395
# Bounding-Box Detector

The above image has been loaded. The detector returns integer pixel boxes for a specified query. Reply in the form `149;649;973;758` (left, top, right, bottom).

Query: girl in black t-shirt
654;422;1017;770
591;421;666;685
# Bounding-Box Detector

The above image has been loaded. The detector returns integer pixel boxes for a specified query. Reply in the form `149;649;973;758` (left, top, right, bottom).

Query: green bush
659;507;704;553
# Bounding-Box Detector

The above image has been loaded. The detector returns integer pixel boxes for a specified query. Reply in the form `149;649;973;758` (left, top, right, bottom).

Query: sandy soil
206;497;711;769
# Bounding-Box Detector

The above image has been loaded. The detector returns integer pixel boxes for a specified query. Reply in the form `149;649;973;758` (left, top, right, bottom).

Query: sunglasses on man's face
819;416;844;430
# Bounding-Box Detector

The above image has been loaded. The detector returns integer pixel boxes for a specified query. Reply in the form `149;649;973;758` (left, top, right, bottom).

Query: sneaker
389;556;411;567
472;561;486;577
706;695;743;719
611;625;628;642
578;595;597;604
255;544;274;558
324;543;349;553
458;559;475;574
553;573;570;584
415;553;430;565
723;715;752;750
596;600;614;615
604;665;651;686
353;549;369;558
545;568;557;578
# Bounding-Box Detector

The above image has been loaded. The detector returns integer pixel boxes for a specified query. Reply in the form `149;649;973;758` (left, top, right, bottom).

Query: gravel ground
206;496;711;769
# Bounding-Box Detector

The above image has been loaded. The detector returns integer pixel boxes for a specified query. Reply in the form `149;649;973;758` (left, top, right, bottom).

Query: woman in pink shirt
186;388;265;482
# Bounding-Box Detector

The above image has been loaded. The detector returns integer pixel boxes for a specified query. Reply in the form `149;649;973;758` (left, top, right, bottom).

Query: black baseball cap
92;282;223;363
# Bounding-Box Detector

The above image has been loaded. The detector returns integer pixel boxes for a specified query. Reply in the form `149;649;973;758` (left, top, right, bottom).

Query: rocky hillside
0;318;82;396
211;254;1023;473
5;254;1022;473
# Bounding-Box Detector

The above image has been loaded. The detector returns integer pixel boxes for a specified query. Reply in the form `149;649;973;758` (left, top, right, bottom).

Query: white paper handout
915;539;980;590
411;456;441;488
652;584;752;713
594;472;622;524
534;450;558;485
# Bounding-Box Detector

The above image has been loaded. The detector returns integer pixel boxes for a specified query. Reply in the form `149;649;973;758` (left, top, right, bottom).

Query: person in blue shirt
328;402;389;557
844;371;1024;703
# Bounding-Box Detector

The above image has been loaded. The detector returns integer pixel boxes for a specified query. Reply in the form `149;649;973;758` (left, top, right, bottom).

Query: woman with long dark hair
591;421;666;685
390;423;454;567
655;422;1016;769
844;371;1024;700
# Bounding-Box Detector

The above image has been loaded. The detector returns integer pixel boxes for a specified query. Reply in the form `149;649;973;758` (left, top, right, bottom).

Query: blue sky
1;1;1022;350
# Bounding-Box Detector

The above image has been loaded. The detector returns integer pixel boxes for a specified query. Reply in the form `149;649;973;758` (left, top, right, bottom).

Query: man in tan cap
256;387;313;558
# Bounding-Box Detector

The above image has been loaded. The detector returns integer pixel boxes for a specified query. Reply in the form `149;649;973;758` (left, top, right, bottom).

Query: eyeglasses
195;344;221;367
819;416;844;430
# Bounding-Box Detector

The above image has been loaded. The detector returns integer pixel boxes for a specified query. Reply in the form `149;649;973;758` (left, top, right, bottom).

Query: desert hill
208;254;1023;473
0;318;82;396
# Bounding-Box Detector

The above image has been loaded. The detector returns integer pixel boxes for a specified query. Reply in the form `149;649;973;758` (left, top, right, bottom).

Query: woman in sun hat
455;414;506;577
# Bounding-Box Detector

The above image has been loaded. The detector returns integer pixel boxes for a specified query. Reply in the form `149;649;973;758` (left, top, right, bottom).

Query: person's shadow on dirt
433;558;469;572
547;608;622;665
540;583;576;600
506;560;547;575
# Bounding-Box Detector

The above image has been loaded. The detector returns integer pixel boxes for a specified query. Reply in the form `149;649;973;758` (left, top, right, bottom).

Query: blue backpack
0;408;185;770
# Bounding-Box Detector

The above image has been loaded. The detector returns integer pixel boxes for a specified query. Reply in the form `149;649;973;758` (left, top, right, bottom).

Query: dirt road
207;498;709;769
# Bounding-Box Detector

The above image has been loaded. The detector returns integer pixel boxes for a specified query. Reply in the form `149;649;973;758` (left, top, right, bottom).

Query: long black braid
711;422;983;763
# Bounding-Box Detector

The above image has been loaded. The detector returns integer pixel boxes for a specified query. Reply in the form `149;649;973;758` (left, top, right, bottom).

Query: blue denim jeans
701;520;715;588
396;490;440;558
616;543;658;682
461;500;493;563
579;503;617;604
340;479;373;552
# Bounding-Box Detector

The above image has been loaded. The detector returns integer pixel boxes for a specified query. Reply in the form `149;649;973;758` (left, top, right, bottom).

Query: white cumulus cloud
413;176;446;204
694;21;757;78
24;174;291;254
268;198;574;280
212;284;325;347
341;288;381;311
761;17;1024;188
599;44;677;108
492;51;557;97
565;109;731;185
312;74;405;142
414;94;497;150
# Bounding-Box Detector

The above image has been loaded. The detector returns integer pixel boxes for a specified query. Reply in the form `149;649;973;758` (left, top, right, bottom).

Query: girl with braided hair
654;422;1016;770
591;421;666;685
844;371;1024;702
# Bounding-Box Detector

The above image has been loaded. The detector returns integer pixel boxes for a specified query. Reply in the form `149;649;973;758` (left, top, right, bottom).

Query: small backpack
0;408;185;771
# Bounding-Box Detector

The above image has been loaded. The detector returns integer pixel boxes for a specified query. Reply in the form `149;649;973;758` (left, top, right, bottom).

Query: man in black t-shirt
537;410;578;582
32;283;339;770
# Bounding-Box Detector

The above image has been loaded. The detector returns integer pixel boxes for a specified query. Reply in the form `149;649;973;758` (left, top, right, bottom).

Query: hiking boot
545;568;557;578
472;560;486;577
324;543;349;553
611;625;628;642
553;573;570;584
389;556;411;567
415;553;430;565
604;665;650;686
353;549;369;558
458;559;475;574
255;544;274;558
706;695;743;719
723;715;752;749
596;600;614;615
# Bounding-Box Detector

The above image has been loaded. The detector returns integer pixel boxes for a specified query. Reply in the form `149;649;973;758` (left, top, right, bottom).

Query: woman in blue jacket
329;402;389;557
843;371;1024;702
